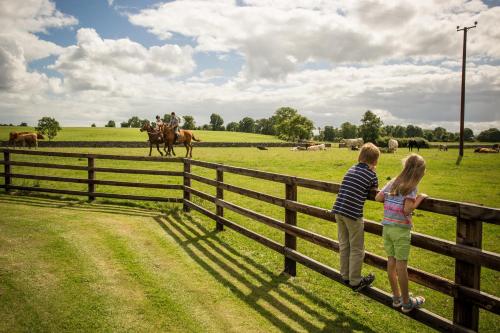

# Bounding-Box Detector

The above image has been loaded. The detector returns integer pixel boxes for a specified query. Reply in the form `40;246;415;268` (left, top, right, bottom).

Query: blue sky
1;0;499;131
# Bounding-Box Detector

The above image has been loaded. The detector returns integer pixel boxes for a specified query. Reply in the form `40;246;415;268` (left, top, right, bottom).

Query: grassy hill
0;126;284;142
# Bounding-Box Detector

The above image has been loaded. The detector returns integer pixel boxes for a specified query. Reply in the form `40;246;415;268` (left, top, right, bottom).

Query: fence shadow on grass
0;193;174;218
154;211;376;333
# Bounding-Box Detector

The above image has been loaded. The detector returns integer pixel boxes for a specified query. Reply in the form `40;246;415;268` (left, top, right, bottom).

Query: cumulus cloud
50;28;195;93
128;0;500;80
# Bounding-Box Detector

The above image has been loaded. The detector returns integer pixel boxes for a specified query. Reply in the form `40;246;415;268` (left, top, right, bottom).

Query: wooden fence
1;149;499;333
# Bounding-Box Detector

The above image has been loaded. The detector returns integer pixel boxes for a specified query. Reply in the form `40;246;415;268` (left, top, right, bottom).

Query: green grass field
0;146;499;332
0;126;284;142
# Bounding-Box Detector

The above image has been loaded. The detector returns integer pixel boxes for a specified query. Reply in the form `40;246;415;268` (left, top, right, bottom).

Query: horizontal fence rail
1;148;498;332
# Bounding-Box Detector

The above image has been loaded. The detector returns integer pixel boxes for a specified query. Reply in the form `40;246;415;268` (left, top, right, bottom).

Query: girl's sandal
392;296;403;307
401;296;425;313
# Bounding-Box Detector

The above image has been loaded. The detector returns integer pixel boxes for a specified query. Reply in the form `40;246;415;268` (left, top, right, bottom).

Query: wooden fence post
88;156;95;201
284;180;297;276
216;167;224;231
3;151;11;193
453;216;482;331
183;160;191;212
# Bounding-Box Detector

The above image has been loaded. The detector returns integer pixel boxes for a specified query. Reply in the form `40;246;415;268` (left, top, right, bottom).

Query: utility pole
457;21;477;160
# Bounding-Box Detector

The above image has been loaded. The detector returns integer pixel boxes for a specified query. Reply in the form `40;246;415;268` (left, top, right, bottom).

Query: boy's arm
403;193;428;216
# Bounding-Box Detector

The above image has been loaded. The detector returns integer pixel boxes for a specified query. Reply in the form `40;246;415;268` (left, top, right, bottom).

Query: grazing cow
12;133;39;149
439;144;448;151
340;138;364;149
9;132;44;146
408;139;419;151
306;143;326;151
388;139;398;153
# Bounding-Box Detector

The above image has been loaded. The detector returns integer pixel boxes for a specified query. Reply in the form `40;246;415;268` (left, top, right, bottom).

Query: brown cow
12;133;40;149
474;147;499;153
9;132;44;145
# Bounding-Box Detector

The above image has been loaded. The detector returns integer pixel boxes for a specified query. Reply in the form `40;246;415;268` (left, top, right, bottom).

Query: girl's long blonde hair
390;154;426;196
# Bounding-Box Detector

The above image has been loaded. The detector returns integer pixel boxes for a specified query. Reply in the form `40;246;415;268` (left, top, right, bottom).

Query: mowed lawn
0;146;499;332
0;126;284;142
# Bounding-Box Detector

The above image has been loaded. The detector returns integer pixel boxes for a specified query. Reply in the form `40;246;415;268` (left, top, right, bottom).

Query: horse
408;139;420;152
140;123;168;156
162;125;200;158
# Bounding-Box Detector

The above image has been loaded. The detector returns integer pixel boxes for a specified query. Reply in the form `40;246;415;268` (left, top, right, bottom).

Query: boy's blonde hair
358;142;380;165
391;154;426;196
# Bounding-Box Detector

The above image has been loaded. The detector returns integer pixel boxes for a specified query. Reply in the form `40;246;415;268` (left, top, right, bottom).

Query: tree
323;126;335;141
477;128;500;142
433;127;447;141
358;110;382;143
120;121;129;128
382;125;394;137
226;122;239;132
272;107;314;141
393;125;406;138
210;113;224;131
19;122;28;127
182;115;195;130
91;123;96;127
239;117;255;133
140;119;149;128
340;122;357;139
464;128;474;141
406;125;423;138
423;129;434;141
201;124;211;130
255;118;276;135
35;117;61;140
105;120;116;128
128;116;142;128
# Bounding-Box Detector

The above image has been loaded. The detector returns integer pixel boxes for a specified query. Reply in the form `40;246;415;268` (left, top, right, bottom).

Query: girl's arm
375;190;384;202
403;194;428;215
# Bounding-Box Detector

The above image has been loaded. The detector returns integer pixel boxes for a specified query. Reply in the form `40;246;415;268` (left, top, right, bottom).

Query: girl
375;154;428;312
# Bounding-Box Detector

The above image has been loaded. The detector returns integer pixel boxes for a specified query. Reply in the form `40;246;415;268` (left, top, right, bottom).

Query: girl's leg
387;256;400;297
396;260;409;304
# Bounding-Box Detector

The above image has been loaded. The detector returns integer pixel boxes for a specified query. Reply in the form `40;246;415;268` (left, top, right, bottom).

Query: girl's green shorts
383;225;411;260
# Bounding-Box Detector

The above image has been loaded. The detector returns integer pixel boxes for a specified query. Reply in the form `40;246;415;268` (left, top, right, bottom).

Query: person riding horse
155;115;164;132
168;112;181;144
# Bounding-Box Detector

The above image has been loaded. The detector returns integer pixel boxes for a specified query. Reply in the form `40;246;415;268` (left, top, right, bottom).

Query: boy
333;142;380;291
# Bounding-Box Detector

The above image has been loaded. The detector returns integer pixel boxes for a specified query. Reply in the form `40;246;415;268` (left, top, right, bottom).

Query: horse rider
155;115;164;132
168;111;181;144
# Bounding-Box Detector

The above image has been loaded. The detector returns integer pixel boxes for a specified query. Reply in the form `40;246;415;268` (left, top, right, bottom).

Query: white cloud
128;0;500;80
50;28;195;93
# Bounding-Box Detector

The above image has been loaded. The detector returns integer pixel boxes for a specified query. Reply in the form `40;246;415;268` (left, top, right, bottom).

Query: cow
340;138;364;149
9;132;44;146
388;139;398;153
306;143;326;151
474;147;499;153
12;133;41;149
438;144;448;151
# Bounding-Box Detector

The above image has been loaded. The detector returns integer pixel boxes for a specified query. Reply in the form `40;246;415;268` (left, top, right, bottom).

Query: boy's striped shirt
333;163;378;220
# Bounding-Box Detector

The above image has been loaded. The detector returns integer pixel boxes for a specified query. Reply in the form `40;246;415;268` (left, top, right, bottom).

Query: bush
375;137;429;148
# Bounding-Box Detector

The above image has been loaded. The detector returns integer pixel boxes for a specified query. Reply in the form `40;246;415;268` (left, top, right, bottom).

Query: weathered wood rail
1;148;499;333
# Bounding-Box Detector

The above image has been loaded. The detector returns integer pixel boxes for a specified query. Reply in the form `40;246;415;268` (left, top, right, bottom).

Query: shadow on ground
154;210;376;333
0;193;374;333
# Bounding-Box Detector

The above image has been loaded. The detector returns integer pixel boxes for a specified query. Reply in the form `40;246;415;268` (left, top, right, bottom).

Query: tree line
9;112;500;143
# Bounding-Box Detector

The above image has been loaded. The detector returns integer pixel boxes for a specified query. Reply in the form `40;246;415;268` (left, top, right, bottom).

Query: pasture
0;146;499;332
0;127;284;142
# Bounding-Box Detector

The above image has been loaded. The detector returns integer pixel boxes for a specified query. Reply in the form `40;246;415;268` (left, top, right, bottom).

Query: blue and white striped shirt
332;163;378;220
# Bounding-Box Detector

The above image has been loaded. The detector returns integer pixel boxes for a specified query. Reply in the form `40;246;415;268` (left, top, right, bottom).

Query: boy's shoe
401;296;425;313
351;273;375;292
342;279;350;286
392;296;403;307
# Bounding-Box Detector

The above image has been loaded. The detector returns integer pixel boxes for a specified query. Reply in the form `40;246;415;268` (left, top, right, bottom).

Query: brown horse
162;125;200;158
140;123;168;156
